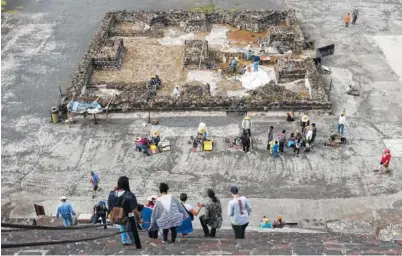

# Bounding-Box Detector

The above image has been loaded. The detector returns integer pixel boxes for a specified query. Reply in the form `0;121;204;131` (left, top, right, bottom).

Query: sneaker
247;151;251;154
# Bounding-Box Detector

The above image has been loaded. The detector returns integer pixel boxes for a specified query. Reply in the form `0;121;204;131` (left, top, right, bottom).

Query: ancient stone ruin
60;9;331;112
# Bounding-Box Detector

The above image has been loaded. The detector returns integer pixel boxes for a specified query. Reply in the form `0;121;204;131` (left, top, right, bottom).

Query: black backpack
96;203;106;215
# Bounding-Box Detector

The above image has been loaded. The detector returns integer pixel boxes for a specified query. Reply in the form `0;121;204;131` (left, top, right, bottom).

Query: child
259;216;272;228
272;141;279;157
288;133;295;148
142;195;158;239
177;193;202;237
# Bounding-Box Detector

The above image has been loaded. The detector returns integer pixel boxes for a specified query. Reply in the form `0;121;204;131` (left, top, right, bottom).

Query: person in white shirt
227;185;251;239
338;112;346;135
173;86;180;98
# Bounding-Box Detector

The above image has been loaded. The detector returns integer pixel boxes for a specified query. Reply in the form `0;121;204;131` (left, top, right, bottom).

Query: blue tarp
67;101;102;113
141;207;153;230
177;216;193;234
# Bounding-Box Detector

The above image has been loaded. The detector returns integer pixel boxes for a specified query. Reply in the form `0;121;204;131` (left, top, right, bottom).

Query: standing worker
338;112;346;135
56;196;76;227
90;171;100;199
344;13;351;27
240;130;251;153
253;55;261;72
267;126;274;151
352;9;359;25
242;115;252;136
230;57;238;73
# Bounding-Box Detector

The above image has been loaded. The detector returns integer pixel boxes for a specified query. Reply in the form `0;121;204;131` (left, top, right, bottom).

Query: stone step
2;226;401;255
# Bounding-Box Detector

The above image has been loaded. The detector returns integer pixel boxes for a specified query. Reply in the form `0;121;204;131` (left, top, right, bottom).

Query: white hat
60;196;67;200
147;195;158;201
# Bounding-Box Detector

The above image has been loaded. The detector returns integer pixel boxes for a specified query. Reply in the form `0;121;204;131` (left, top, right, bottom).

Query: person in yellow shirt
345;13;351;27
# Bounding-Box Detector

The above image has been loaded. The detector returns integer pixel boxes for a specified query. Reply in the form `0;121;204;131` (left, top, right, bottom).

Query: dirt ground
91;38;187;94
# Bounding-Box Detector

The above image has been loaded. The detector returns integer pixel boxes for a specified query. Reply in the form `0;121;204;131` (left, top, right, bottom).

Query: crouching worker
135;137;150;156
197;122;208;142
259;216;272;228
272;216;286;228
93;200;108;229
150;129;160;146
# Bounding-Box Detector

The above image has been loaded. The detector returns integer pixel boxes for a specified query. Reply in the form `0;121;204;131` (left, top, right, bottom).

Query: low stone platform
2;228;401;255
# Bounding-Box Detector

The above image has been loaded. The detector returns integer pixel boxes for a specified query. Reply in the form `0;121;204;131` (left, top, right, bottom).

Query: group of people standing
344;9;359;27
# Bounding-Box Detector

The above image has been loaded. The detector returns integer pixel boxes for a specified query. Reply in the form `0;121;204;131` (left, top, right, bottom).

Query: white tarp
158;29;195;45
239;66;276;90
205;25;230;45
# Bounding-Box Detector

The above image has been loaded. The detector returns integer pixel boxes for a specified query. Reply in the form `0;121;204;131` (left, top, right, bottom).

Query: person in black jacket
107;177;142;248
240;130;251;153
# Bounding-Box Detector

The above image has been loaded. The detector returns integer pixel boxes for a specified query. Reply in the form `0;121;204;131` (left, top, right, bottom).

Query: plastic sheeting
67;101;103;113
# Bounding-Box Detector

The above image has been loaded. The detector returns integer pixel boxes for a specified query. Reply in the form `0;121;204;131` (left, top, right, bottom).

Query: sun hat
302;114;309;122
60;196;67;200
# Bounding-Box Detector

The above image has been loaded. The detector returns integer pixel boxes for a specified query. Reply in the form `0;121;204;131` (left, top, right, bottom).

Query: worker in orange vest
344;13;351;27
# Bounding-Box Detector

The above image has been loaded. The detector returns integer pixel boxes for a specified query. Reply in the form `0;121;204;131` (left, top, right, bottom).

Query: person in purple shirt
56;196;76;227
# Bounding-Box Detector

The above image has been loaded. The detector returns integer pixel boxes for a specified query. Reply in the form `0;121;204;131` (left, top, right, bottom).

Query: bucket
50;107;59;124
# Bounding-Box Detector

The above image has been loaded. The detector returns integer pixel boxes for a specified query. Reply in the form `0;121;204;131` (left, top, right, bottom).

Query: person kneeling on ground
346;84;360;96
259;216;272;228
93;200;108;229
135;137;150;156
287;112;295;122
199;189;223;238
178;193;202;237
272;216;286;228
228;185;252;239
374;148;391;174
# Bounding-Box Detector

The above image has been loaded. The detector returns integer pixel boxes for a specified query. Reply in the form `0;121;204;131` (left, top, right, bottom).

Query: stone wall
276;59;306;83
92;39;126;70
183;40;209;66
61;9;331;113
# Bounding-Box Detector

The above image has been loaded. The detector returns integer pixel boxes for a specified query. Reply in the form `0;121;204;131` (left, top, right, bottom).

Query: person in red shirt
374;148;391;173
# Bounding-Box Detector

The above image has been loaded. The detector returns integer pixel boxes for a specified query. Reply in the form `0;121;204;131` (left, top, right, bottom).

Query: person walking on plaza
278;130;286;153
311;123;317;143
228;185;251;239
92;200;108;229
374;148;392;174
242;115;252;137
345;13;351;27
338;112;346;135
267;126;274;151
108;176;142;247
56;196;76;227
149;182;187;244
198;189;223;238
352;9;359;25
294;137;302;157
90;171;100;199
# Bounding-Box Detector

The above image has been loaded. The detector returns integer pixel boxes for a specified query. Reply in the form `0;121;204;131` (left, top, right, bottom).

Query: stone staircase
2;226;401;255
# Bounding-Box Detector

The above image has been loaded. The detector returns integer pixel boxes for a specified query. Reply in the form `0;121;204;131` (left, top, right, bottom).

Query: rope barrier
1;222;115;230
1;230;124;249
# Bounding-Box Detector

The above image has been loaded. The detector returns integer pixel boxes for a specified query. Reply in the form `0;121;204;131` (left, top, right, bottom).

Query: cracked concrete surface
1;0;402;230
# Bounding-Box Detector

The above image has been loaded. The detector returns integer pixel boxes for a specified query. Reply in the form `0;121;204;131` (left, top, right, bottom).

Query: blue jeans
338;124;344;135
120;224;134;244
62;216;73;227
253;62;259;72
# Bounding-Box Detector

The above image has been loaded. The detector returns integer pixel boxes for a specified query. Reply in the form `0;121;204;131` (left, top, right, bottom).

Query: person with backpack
240;130;251;153
92;200;108;229
90;171;100;199
178;193;202;237
228;185;252;239
107;176;142;247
